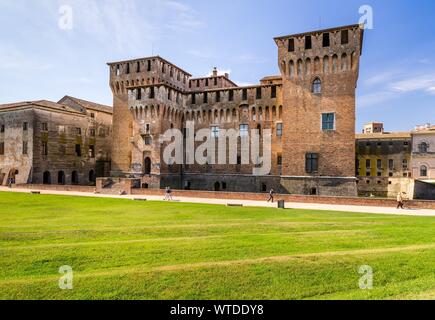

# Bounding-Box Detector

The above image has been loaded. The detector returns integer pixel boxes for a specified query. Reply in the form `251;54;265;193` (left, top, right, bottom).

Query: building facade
106;24;364;196
411;124;435;181
0;97;112;186
356;123;412;197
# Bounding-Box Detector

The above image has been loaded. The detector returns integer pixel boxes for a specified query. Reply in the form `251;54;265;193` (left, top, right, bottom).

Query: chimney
224;73;229;78
212;67;218;77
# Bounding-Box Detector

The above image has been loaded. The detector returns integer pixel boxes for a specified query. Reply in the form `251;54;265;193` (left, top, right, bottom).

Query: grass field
0;191;434;300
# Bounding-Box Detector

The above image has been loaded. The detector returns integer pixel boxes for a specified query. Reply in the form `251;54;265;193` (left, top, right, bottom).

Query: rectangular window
239;124;249;137
366;159;371;168
136;89;142;100
23;141;28;155
76;127;82;135
242;89;248;100
229;90;234;101
305;36;312;49
191;93;196;104
322;113;335;131
89;145;95;158
147;60;151;72
0;142;4;155
58;125;65;134
211;126;219;138
402;159;408;170
126;63;130;74
256;87;262;99
389;159;394;171
0;125;4;133
377;159;382;169
137;61;141;73
216;91;220;103
214;78;217;86
322;33;330;47
90;113;95;119
75;144;82;157
42;123;48;131
149;87;155;99
42;141;48;156
23;122;28;131
271;86;277;98
203;92;208;104
341;30;349;44
116;65;120;76
276;123;283;137
288;38;295;52
144;136;152;145
90;129;96;137
277;154;282;166
305;153;319;173
205;79;209;86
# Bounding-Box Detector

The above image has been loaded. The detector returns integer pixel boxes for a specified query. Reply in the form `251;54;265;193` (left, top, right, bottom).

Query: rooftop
59;96;113;114
0;100;83;115
356;132;411;140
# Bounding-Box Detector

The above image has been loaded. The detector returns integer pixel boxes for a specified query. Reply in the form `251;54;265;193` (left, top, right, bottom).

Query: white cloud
390;73;435;93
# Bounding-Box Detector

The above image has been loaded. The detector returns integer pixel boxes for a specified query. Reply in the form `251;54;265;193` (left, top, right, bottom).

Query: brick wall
131;188;435;210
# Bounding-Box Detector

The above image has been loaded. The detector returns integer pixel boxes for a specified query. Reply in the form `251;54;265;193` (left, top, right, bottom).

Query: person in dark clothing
267;188;275;203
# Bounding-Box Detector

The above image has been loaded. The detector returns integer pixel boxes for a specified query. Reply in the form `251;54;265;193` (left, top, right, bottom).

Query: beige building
0;97;112;186
412;124;435;181
106;24;364;196
356;123;412;198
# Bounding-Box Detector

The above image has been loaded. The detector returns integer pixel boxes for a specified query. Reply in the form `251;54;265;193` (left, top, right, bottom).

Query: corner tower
107;57;191;184
274;24;364;196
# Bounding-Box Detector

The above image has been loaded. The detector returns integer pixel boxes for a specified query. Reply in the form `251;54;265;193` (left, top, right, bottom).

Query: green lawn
0;191;434;300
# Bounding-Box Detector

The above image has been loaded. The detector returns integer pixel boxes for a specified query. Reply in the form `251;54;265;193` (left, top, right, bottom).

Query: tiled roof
0;100;83;114
59;96;113;114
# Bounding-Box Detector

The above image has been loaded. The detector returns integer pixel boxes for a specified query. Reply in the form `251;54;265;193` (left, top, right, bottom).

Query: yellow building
356;123;412;197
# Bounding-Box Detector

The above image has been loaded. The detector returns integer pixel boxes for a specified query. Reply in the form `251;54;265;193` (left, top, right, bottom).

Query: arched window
289;60;295;78
297;59;303;77
43;171;51;185
323;56;329;73
419;142;429;153
341;53;348;71
312;78;322;94
144;157;151;174
332;55;338;72
71;171;79;185
58;171;65;185
420;165;428;177
89;170;96;183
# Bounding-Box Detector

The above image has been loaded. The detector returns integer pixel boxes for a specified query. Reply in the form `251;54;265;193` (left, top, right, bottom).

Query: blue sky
0;0;434;132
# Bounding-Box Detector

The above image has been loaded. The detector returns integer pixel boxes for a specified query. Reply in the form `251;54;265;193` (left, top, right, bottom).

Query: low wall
8;184;435;210
131;188;435;210
13;184;95;193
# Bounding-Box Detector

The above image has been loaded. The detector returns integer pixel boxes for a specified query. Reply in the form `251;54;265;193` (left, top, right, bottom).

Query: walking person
267;188;275;203
396;192;404;209
167;187;173;201
164;187;170;201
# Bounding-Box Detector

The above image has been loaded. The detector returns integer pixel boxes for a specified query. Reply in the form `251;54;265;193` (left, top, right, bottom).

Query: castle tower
274;24;364;195
107;57;191;186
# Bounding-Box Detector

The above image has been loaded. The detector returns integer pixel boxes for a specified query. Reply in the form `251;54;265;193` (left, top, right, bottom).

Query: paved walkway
1;187;435;217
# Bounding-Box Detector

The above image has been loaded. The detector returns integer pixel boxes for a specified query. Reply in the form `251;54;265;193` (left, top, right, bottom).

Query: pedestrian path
1;187;434;217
